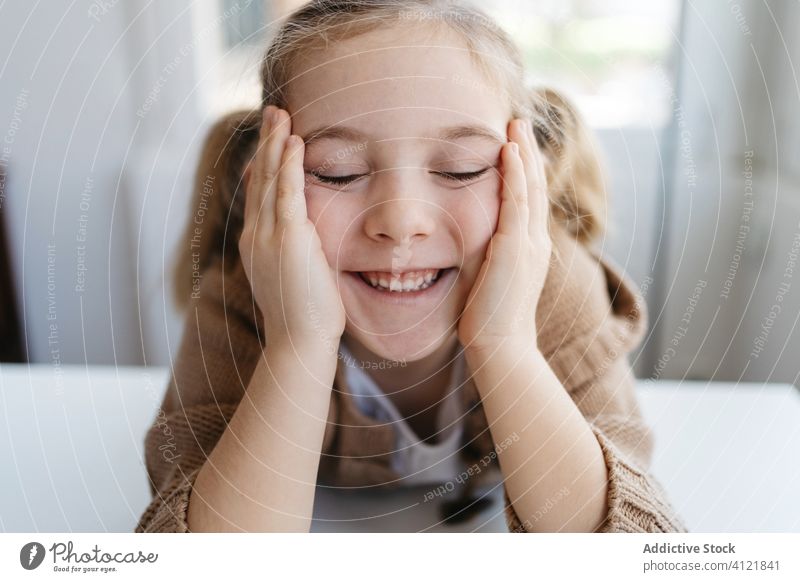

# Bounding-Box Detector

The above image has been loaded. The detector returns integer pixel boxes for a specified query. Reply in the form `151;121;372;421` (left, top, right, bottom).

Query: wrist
262;336;341;401
264;332;341;359
465;339;549;402
267;333;342;365
465;335;541;366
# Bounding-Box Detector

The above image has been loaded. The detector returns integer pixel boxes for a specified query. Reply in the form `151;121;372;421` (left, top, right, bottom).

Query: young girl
136;0;687;533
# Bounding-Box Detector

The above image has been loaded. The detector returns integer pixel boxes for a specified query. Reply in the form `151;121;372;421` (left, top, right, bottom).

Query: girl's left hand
457;118;553;356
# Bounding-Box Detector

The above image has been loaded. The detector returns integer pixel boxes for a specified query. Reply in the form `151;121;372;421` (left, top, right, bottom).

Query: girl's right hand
238;105;346;354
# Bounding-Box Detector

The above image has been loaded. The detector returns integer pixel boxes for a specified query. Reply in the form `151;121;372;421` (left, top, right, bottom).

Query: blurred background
0;0;798;387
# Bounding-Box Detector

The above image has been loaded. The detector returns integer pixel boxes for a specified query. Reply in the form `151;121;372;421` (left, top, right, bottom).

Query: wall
645;1;800;384
11;1;792;385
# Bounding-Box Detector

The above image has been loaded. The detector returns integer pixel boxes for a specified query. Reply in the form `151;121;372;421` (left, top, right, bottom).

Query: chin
338;267;464;362
343;325;457;364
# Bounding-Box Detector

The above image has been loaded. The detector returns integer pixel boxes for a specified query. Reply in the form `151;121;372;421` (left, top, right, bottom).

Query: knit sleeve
499;230;688;532
134;256;265;532
135;248;342;532
501;356;689;533
578;357;689;533
135;402;240;532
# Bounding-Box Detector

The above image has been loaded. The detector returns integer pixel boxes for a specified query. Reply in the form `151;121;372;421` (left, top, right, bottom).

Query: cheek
304;191;355;265
449;182;501;259
445;182;500;298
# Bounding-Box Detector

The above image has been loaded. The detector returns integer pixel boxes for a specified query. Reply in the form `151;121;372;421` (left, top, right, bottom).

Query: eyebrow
300;124;506;146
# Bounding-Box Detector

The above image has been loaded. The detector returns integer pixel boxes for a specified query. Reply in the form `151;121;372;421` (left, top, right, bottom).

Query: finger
496;139;528;239
514;118;549;240
275;134;308;226
255;107;292;239
528;119;551;239
243;106;273;233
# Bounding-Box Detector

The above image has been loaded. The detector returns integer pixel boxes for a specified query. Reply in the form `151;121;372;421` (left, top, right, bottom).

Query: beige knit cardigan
135;225;688;533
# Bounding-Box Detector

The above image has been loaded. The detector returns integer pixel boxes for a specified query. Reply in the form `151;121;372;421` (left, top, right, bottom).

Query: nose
362;171;437;246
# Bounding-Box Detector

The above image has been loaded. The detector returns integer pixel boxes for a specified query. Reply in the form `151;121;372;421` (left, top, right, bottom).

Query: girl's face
286;25;511;363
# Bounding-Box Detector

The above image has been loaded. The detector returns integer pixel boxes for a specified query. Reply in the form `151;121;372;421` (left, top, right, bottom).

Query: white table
0;364;797;532
637;378;800;533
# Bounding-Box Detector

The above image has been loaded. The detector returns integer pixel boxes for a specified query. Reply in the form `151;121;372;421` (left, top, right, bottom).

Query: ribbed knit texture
135;224;688;533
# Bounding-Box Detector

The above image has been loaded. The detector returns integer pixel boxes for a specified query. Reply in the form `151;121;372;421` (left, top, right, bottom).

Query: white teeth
360;268;447;292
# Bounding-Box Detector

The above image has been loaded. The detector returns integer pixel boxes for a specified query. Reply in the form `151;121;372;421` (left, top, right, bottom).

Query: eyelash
308;168;491;186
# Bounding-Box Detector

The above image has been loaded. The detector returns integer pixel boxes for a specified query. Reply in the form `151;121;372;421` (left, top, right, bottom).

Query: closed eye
307;172;366;186
433;168;491;182
307;168;492;186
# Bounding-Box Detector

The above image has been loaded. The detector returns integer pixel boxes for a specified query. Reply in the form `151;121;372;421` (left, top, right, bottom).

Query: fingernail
509;142;519;155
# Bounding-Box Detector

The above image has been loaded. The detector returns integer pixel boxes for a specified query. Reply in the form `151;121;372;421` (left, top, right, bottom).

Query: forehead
284;24;511;136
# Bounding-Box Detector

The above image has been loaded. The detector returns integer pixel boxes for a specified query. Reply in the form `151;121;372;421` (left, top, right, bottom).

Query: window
488;0;681;127
198;0;681;127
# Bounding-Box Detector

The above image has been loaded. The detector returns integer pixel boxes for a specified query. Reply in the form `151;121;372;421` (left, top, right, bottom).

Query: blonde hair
173;0;607;309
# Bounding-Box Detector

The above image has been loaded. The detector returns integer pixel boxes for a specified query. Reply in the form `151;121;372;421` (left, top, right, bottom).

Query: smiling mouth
353;268;454;293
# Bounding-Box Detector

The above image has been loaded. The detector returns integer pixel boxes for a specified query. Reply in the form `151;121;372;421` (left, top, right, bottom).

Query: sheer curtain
645;0;800;384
